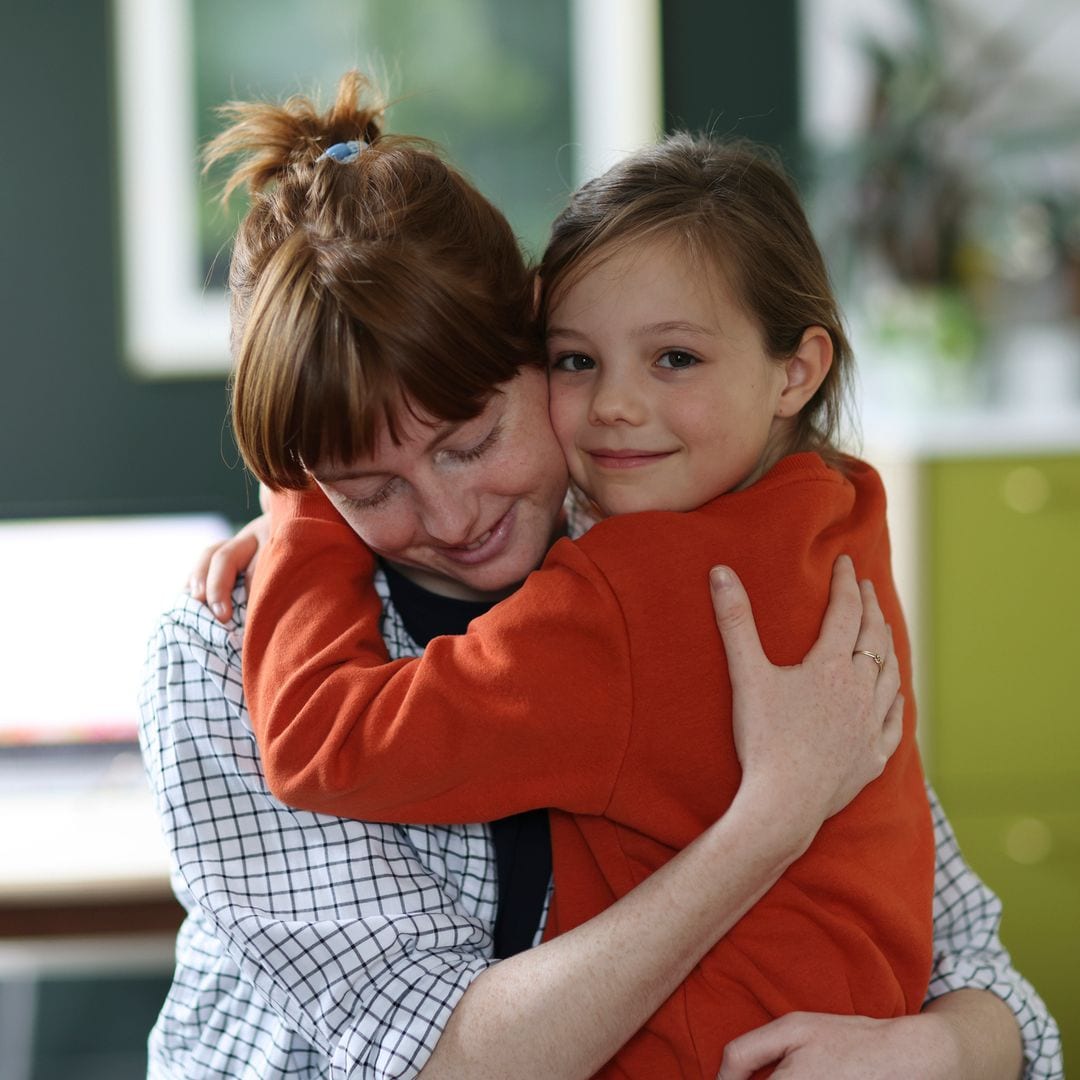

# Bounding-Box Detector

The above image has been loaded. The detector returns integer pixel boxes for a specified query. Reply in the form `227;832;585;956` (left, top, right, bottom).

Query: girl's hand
187;514;269;622
708;555;903;834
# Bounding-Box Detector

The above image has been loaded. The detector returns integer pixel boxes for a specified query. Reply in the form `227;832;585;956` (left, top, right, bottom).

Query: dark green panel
661;0;800;162
29;973;174;1080
0;2;252;521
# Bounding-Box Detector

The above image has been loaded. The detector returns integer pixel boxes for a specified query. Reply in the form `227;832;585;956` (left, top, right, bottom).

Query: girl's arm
198;507;1061;1078
246;487;639;822
418;561;903;1079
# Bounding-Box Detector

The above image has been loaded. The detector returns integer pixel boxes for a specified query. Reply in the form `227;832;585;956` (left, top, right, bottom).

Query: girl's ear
775;326;833;417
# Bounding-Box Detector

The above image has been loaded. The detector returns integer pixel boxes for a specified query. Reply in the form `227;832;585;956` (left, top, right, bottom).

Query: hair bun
205;69;385;202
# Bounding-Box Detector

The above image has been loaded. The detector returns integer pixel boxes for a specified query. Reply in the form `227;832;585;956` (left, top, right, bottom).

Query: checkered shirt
139;572;497;1079
139;570;1062;1078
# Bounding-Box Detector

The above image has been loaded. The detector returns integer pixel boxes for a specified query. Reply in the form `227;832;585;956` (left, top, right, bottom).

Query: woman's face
311;368;569;601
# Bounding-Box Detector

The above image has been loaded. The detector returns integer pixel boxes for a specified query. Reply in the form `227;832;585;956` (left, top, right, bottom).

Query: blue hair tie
320;140;367;164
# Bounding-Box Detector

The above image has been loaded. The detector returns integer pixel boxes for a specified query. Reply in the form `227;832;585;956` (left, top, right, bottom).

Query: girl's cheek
547;387;574;436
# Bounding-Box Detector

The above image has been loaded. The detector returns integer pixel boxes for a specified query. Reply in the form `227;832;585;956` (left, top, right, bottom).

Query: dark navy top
381;561;553;958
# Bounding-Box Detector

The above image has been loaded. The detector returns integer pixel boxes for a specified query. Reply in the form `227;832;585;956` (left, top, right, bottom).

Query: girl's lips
439;504;517;566
587;450;674;469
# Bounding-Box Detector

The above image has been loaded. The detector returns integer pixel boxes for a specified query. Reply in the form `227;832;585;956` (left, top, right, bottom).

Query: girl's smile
546;236;795;518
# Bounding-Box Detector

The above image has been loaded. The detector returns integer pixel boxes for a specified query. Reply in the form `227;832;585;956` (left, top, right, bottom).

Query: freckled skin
546;238;794;519
313;368;569;602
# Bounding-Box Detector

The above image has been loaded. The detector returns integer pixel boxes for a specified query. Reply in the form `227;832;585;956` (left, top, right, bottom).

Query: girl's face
311;368;569;601
546;237;793;518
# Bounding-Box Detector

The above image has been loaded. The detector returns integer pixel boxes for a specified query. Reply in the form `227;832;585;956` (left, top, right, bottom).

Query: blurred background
0;0;1076;1076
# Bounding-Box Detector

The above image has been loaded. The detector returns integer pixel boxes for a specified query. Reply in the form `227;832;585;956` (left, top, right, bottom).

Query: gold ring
854;649;885;670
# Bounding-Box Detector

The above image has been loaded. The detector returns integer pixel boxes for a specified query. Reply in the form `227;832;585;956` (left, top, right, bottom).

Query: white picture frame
112;0;660;378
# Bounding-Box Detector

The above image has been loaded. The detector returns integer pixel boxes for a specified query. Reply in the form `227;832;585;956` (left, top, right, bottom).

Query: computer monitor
0;513;233;747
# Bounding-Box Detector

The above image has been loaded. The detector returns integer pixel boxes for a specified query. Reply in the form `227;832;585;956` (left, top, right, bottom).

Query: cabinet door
924;455;1080;1063
945;798;1079;1053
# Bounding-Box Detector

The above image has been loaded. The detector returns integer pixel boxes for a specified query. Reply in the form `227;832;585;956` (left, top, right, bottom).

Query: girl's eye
448;422;501;463
656;350;699;370
552;353;596;373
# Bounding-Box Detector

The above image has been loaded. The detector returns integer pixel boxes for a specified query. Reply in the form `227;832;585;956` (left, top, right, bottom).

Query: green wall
1;3;253;522
662;0;800;160
1;1;798;523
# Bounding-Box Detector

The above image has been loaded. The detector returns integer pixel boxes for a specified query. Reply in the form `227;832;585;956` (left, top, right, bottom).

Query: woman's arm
147;556;899;1078
419;561;903;1079
713;783;1064;1080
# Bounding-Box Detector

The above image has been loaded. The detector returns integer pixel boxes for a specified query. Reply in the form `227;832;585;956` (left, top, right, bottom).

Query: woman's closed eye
656;350;699;370
551;353;596;373
342;479;401;511
444;422;502;463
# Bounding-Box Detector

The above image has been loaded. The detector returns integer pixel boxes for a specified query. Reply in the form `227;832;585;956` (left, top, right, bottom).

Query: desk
0;782;174;907
0;779;183;938
0;780;182;1080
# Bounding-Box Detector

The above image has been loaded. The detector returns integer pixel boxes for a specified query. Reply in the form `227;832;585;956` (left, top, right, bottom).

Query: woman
163;71;1058;1077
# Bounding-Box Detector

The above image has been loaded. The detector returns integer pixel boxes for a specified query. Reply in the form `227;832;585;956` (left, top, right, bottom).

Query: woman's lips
587;449;674;469
439;504;517;565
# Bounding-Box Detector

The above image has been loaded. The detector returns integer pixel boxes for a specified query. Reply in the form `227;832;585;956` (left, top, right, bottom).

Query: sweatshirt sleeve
245;488;635;825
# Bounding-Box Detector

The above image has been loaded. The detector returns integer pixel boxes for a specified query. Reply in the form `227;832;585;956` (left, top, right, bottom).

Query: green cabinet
922;454;1080;1066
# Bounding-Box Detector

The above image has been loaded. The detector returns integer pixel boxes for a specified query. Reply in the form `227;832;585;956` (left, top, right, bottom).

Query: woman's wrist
719;778;822;878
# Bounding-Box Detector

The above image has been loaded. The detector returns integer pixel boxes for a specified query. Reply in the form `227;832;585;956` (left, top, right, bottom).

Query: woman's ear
775;326;833;418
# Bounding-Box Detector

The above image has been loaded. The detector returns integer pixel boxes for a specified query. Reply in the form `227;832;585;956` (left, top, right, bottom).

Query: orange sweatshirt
245;452;934;1078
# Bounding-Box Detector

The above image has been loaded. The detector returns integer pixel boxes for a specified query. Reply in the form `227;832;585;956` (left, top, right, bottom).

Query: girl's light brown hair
539;134;853;463
205;70;543;490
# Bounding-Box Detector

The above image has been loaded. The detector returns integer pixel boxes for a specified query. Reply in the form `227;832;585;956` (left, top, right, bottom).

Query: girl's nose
589;371;647;426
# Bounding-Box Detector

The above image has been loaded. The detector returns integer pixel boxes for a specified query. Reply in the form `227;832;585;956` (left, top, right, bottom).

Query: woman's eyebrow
313;420;477;483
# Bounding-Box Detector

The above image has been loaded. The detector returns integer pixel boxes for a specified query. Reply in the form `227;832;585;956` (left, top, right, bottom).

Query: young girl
241;133;935;1077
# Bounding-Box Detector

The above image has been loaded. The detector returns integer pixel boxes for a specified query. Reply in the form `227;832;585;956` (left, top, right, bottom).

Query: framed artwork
113;0;660;377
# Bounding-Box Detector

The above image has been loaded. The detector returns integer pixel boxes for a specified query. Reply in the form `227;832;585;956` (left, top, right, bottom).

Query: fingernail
710;566;733;590
212;602;227;618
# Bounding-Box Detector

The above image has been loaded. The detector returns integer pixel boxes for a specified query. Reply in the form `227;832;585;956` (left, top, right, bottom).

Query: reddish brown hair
205;71;543;489
539;134;854;462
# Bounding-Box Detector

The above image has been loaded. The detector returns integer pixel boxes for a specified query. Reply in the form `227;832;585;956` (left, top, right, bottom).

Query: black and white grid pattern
140;571;1062;1078
140;573;498;1079
924;794;1063;1075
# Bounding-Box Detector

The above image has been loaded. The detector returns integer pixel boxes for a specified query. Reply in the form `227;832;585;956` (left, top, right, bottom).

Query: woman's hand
717;989;1023;1080
709;554;903;843
718;1012;946;1079
187;514;269;622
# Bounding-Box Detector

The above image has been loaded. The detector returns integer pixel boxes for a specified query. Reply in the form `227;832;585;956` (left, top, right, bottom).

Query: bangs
234;239;537;489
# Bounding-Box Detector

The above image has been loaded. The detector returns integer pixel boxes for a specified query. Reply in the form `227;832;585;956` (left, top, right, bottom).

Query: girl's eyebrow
544;325;583;341
635;320;717;338
546;320;717;341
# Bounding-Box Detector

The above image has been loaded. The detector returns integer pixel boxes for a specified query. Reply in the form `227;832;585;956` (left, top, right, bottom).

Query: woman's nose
417;485;482;546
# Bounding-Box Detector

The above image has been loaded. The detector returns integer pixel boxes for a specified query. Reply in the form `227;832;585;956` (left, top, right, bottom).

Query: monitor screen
0;514;233;746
